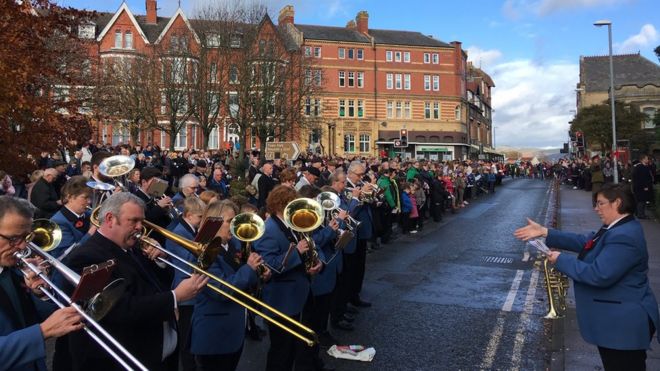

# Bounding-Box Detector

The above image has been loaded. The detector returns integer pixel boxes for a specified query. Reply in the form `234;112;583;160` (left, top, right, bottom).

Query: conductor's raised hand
513;218;548;241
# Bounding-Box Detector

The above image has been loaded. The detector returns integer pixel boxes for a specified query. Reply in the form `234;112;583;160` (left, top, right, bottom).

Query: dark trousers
430;202;443;222
597;347;647;371
379;207;393;243
401;212;412;233
352;239;368;301
331;270;348;323
194;346;243;371
297;293;329;371
178;305;196;371
266;314;301;371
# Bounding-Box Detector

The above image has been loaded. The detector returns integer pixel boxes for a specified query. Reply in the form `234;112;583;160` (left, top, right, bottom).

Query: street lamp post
594;20;618;184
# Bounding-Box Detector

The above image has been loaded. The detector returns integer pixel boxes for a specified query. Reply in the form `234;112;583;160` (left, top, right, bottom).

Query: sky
58;0;660;149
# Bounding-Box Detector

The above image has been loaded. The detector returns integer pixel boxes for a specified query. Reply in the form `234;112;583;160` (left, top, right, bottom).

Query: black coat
257;173;277;209
63;233;176;370
632;163;654;202
431;179;449;205
30;178;60;219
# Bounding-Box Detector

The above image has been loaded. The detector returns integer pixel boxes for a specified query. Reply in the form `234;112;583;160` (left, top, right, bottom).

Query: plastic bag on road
327;345;376;362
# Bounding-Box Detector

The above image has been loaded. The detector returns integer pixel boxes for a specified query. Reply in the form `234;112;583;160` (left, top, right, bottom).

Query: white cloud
466;46;503;70
502;0;630;18
616;24;659;53
490;60;579;148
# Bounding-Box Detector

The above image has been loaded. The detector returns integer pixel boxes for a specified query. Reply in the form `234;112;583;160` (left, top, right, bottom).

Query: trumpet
542;258;569;319
230;212;268;280
16;220;147;370
90;208;318;346
316;191;361;232
283;198;324;271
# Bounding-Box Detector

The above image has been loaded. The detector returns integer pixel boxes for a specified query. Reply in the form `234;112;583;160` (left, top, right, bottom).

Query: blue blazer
548;219;660;350
348;197;373;241
0;269;55;371
252;217;310;316
311;226;338;296
338;196;356;256
190;238;258;355
49;209;91;259
165;220;196;306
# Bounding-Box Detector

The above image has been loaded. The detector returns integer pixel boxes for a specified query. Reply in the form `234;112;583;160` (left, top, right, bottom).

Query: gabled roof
580;53;660;92
293;24;452;48
154;8;200;45
96;3;149;44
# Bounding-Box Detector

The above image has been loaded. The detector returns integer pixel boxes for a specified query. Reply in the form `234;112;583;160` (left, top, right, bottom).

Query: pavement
554;185;660;371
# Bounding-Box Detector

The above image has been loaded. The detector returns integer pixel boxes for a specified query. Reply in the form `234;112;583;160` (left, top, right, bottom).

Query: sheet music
527;238;551;256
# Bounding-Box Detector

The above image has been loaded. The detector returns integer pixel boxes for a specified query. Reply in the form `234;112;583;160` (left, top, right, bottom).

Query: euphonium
98;155;135;191
283;198;324;271
230;212;268;279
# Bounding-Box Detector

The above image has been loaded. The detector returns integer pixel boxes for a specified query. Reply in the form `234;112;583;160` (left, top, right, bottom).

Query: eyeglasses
0;232;34;247
595;200;610;208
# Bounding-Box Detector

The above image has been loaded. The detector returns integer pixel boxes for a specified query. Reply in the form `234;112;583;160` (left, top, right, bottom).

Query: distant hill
497;146;564;160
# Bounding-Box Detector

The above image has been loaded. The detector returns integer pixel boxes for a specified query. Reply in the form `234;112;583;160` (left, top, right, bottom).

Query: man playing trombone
62;192;208;370
0;196;84;370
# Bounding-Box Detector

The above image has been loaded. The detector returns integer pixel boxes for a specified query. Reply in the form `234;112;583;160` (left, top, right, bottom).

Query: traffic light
569;131;576;142
576;131;584;147
399;129;408;147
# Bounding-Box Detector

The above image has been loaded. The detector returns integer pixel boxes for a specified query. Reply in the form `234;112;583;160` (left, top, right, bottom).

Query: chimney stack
346;20;356;30
356;11;369;35
278;5;295;26
146;0;157;25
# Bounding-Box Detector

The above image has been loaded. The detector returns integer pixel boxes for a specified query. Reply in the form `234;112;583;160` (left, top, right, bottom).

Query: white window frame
404;101;411;119
348;100;355;117
339;71;345;87
424;75;431;91
455;105;461;121
114;30;122;49
160;93;167;114
348;72;355;87
357;49;364;60
338;99;346;117
432;53;439;64
347;48;354;59
191;124;197;149
395;74;402;90
304;46;312;57
432;75;440;91
111;124;130;146
424;102;431;119
404;74;411;90
344;134;355;153
424;53;430;64
394;51;402;62
357;100;364;118
359;133;370;153
314;70;322;86
357;72;364;88
395;101;402;118
208;125;219;149
160;130;166;148
386;73;393;89
433;102;440;119
175;125;188;149
403;52;410;63
338;48;345;59
313;47;321;58
124;31;133;49
386;51;393;62
387;101;393;118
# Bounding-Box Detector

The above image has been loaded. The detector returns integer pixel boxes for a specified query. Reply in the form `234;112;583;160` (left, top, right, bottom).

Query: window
209;63;217;83
347;49;354;59
175;125;187;149
404;101;411;118
339;71;345;87
643;107;656;128
81;59;92;78
78;24;95;39
357;49;364;60
455;105;461;121
230;34;241;48
424;102;431;119
404;74;411;90
124;31;133;49
357;100;364;117
305;98;321;116
424;75;431;91
313;47;321;58
305;69;312;85
171;58;185;83
433;102;440;119
344;134;355;153
387;101;393;118
114;30;122;48
403;52;410;63
386;51;393;62
338;99;345;117
258;39;266;55
359;134;370;152
395;74;402;90
209;125;219;149
432;53;439;64
160;130;166;148
348;72;355;87
348;100;355;117
304;46;312;57
432;75;440;91
357;72;364;88
229;65;238;84
386;73;393;89
207;33;221;47
394;51;402;62
314;70;322;86
338;48;345;59
161;93;167;114
208;92;220;114
229;92;238;118
395;101;402;118
112;124;130;146
424;53;430;64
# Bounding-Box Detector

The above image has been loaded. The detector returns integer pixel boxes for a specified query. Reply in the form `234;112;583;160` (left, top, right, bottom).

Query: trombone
16;220;148;371
230;212;268;280
90;208;318;346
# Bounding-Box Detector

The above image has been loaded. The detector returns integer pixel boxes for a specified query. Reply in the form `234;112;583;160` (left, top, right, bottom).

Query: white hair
178;174;199;188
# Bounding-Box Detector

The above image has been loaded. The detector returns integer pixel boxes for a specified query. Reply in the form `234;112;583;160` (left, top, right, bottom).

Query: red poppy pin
75;220;84;228
584;239;595;251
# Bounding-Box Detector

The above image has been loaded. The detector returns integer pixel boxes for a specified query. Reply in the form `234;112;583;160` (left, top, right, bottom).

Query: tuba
230;212;268;280
283;198;324;271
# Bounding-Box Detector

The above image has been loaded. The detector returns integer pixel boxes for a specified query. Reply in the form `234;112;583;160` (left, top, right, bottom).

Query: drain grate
482;256;514;264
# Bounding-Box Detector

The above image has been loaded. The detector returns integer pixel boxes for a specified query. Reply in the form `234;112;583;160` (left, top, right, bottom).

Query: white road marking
502;270;524;312
510;268;540;370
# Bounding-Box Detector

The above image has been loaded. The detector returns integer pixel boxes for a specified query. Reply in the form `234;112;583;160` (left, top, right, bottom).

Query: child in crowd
400;182;414;234
413;180;425;231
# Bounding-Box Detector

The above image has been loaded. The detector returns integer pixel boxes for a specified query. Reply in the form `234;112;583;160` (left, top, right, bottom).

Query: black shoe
247;325;263;341
331;319;354;331
350;299;372;308
342;313;355;322
345;306;359;314
318;331;338;347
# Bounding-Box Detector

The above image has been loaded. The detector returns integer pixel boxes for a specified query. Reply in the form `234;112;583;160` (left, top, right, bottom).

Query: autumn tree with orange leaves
0;0;94;177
